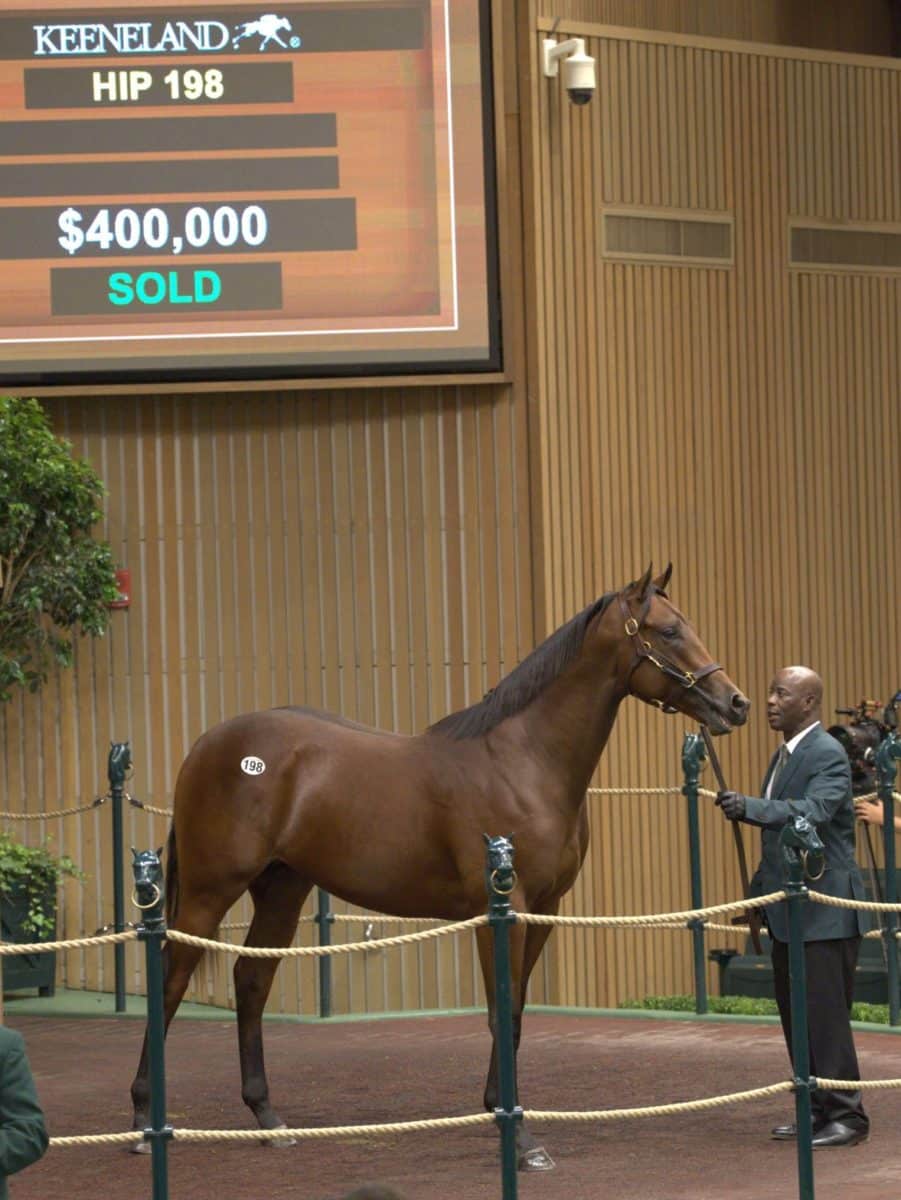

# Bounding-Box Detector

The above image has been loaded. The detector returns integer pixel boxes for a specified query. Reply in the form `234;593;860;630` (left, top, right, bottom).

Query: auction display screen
0;0;500;385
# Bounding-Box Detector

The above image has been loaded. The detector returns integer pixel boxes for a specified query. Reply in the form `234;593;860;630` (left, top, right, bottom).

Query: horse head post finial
108;741;132;788
483;833;517;907
778;815;825;882
681;732;706;792
131;847;165;925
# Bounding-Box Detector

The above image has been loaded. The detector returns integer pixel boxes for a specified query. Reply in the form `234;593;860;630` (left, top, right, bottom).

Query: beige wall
526;17;900;1006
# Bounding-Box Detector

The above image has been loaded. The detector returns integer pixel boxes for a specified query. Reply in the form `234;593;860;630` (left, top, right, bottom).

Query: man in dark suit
716;665;871;1148
0;1025;48;1198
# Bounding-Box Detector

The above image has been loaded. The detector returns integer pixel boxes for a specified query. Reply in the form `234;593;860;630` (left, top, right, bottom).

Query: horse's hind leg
235;862;310;1138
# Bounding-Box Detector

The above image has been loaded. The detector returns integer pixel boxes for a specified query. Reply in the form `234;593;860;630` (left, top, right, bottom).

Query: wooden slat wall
528;19;901;1007
0;384;540;1014
545;0;896;56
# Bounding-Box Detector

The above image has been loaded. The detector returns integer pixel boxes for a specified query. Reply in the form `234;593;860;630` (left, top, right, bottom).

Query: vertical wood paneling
530;21;900;1007
551;0;894;57
0;380;531;1015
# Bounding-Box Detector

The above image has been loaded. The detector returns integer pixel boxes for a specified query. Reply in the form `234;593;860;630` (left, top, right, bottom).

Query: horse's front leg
130;937;206;1149
476;923;555;1172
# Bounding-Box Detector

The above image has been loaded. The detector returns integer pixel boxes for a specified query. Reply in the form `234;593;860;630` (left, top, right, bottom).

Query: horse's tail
165;824;179;927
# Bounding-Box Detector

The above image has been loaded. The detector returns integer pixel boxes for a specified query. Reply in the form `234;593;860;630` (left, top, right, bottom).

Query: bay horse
129;564;749;1169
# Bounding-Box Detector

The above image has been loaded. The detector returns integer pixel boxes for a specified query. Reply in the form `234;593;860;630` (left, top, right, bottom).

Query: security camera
542;37;597;106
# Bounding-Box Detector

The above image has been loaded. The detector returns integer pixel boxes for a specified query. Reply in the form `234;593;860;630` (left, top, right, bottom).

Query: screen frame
0;0;503;391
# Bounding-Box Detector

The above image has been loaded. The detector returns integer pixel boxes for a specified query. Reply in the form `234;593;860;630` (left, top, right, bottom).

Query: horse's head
610;564;750;734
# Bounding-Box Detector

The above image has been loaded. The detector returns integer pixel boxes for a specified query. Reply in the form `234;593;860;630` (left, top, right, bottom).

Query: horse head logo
232;13;296;51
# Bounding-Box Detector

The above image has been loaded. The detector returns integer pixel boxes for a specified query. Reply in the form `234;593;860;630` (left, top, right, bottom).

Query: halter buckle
624;617;639;636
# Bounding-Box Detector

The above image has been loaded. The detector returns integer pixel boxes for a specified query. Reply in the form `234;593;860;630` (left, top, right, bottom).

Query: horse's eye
661;625;679;640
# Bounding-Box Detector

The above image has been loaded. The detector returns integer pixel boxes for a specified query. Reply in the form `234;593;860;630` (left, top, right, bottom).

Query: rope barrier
128;798;173;818
0;930;137;955
167;915;488;958
9;888;901;964
522;1080;795;1121
0;796;108;820
519;892;787;929
808;892;901;914
46;1081;803;1150
49;1113;495;1149
817;1077;901;1091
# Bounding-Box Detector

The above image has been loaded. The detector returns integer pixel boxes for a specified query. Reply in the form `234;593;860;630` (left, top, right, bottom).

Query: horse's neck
514;662;626;798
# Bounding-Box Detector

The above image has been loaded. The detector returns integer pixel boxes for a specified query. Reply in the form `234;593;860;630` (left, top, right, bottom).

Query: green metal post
781;829;815;1200
485;836;521;1200
132;849;172;1200
682;733;708;1014
315;889;334;1019
876;733;901;1026
108;741;131;1014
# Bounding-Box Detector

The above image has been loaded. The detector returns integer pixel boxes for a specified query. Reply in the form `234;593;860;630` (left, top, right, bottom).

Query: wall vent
790;224;901;271
602;210;732;266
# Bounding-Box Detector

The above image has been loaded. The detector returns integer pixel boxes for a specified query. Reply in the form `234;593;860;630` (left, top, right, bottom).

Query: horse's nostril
732;692;751;713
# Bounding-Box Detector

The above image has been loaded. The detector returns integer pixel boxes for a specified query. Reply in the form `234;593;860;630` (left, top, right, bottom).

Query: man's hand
716;790;746;820
854;798;884;827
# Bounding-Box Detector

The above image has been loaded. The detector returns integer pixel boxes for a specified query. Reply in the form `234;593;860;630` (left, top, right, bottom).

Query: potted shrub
0;830;82;996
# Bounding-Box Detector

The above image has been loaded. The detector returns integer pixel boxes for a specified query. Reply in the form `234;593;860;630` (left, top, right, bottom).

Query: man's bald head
766;666;823;739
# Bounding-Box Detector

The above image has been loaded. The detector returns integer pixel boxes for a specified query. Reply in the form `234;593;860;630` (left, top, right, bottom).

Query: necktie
770;743;790;794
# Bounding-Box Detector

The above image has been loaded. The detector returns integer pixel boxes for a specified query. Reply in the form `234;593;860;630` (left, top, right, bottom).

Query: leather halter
619;592;723;712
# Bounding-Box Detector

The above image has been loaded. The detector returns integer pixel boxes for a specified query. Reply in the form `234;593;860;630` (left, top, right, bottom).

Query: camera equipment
827;690;900;795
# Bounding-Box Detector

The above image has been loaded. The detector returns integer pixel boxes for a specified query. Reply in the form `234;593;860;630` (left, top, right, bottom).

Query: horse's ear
482;832;490;845
156;846;164;858
653;563;673;594
130;847;138;861
631;563;654;600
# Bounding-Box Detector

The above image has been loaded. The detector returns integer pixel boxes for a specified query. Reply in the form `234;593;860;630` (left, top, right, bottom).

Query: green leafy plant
619;994;892;1025
0;395;119;702
0;830;84;937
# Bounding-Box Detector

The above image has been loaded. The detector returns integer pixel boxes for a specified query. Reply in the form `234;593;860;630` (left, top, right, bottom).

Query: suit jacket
0;1027;48;1200
744;723;871;942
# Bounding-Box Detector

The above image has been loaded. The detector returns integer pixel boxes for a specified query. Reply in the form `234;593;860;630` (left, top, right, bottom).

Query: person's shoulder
0;1027;26;1053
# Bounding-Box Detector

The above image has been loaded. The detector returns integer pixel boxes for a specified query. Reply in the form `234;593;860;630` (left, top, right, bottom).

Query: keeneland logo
32;12;301;56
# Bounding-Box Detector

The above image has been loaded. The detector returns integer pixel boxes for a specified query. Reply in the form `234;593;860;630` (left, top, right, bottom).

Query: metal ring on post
490;868;517;895
132;883;162;910
800;850;825;882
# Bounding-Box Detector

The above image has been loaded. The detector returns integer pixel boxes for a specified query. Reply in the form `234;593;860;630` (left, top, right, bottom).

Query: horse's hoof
518;1146;555;1171
260;1123;296;1148
130;1138;151;1155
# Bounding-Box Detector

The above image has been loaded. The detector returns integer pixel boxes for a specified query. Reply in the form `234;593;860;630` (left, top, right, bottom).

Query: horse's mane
427;592;615;741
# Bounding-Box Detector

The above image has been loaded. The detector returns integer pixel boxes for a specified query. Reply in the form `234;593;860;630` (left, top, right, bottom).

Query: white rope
808;892;901;914
523;1080;795;1121
168;915;487;958
0;930;137;955
519;892;786;929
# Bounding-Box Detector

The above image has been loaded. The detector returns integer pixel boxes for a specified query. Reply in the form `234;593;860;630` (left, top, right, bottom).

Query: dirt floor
8;1008;901;1200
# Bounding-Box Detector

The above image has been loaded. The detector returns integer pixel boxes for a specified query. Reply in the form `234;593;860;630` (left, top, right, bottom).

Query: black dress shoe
811;1121;869;1149
771;1123;797;1140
